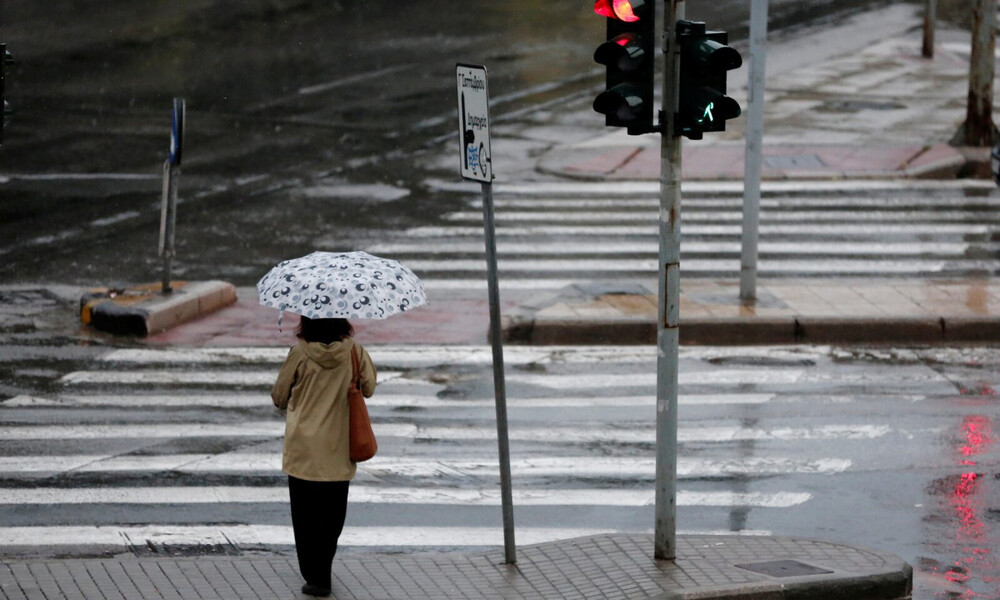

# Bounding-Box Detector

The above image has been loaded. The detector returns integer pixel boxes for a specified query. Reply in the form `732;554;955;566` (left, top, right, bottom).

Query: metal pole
963;0;997;146
740;0;768;302
159;159;179;294
922;0;936;58
481;180;516;564
655;0;684;562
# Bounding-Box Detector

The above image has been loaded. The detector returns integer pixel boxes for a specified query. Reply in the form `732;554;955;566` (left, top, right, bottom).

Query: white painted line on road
404;257;990;275
54;367;807;390
417;278;631;291
3;393;777;409
98;346;549;366
0;421;890;444
483;196;1000;210
62;366;795;388
97;345;673;367
0;486;810;508
504;370;805;387
0;454;853;477
367;240;979;257
58;369;411;386
404;223;994;237
443;209;1000;224
1;173;161;181
410;424;892;443
100;348;290;364
298;65;412;96
0;422;414;441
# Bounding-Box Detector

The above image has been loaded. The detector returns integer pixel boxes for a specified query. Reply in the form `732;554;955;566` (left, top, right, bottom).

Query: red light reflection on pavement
937;415;997;598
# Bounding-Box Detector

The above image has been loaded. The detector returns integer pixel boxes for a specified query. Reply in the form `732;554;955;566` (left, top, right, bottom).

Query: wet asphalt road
0;342;997;599
0;0;898;287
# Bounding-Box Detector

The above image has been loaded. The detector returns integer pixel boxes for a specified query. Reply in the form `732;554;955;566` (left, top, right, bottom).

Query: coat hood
298;338;353;369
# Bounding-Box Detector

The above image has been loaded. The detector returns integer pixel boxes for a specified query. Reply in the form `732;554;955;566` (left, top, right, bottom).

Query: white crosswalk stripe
0;453;854;477
353;182;1000;291
0;421;898;443
0;344;966;555
0;486;812;508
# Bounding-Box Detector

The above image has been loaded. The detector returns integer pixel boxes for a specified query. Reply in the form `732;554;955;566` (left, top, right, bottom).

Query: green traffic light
676;21;743;139
699;102;715;124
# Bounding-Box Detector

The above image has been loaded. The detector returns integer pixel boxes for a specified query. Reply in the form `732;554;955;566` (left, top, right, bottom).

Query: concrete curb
640;535;912;600
504;313;1000;346
81;280;237;336
536;143;972;182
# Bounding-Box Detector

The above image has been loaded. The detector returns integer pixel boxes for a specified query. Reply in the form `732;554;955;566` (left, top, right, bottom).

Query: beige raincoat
271;338;377;481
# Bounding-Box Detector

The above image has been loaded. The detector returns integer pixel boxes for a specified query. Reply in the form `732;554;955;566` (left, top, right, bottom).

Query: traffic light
1;44;11;147
676;20;742;140
592;0;657;135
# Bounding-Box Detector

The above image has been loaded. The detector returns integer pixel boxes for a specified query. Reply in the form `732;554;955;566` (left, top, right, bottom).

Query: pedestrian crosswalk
0;343;978;557
366;181;1000;290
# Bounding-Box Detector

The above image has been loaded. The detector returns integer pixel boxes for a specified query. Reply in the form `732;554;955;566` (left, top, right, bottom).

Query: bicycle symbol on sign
467;143;487;179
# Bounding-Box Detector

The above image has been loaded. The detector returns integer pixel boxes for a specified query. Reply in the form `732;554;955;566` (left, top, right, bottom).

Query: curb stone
81;280;237;336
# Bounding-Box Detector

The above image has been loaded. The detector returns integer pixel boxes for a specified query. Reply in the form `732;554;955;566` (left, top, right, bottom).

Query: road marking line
366;240;978;256
0;421;889;443
0;486;811;508
0;454;853;477
59;364;951;389
4;393;777;409
443;210;1000;224
58;369;413;386
403;224;993;237
482;197;1000;210
403;257;987;274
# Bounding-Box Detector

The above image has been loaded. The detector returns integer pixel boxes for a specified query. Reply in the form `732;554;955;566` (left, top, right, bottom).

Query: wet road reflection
926;413;998;598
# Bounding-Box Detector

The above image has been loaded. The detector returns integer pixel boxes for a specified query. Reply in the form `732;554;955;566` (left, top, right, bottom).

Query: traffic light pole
740;0;768;301
655;0;684;562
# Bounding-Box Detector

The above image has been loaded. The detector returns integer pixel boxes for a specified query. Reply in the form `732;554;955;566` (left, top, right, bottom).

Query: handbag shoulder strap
350;344;361;389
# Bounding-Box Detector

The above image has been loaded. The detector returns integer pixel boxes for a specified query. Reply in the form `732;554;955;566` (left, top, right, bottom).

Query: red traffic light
594;0;646;22
594;33;646;72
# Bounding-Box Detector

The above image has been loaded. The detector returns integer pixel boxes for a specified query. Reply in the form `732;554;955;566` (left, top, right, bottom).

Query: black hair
296;317;354;344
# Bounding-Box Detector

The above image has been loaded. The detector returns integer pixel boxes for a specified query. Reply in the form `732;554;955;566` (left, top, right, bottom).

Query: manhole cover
735;560;834;578
822;100;906;112
764;155;825;169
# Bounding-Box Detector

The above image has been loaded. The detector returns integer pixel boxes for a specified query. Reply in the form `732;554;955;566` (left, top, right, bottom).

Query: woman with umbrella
261;251;427;597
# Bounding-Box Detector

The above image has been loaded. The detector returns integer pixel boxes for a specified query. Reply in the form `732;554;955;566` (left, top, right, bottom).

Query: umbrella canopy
257;251;427;320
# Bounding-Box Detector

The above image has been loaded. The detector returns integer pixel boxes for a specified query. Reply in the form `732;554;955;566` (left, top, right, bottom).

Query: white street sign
456;64;493;183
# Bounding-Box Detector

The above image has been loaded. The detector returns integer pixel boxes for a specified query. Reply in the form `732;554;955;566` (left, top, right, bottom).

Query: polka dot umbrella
257;251;428;320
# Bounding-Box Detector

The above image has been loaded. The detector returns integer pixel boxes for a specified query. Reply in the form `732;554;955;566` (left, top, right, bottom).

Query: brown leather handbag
348;346;378;462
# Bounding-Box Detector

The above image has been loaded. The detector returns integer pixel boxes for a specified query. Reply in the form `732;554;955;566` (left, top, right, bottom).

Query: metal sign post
456;63;515;564
159;98;185;294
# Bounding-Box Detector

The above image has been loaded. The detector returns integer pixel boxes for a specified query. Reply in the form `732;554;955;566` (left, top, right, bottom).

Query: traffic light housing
592;0;657;135
676;20;742;140
1;44;11;147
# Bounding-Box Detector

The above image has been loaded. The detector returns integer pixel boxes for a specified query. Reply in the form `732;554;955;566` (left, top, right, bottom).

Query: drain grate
735;559;834;578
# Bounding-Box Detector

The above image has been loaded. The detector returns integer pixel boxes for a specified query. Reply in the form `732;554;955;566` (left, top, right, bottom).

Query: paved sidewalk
504;279;1000;345
0;534;911;600
127;279;1000;347
140;287;509;347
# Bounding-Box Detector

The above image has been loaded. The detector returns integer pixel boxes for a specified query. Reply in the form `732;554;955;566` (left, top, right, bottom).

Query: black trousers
288;476;350;589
